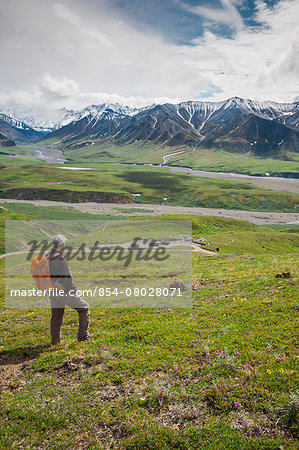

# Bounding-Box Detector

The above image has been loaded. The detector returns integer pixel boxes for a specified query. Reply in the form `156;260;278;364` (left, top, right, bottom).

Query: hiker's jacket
48;249;76;294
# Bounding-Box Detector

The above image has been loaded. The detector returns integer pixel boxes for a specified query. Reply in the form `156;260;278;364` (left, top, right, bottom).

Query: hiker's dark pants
50;294;90;344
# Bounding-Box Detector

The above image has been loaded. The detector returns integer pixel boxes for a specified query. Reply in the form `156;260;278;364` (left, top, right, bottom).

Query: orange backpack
31;254;64;291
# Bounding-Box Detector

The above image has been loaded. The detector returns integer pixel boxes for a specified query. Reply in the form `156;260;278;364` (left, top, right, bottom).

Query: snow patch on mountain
0;113;31;130
0;103;155;133
0;98;297;134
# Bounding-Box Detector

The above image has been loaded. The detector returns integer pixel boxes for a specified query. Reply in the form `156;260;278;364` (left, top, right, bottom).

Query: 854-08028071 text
83;286;183;297
9;286;183;298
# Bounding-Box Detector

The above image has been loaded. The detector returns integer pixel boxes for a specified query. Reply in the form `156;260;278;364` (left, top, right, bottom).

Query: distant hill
0;132;16;148
0;132;24;155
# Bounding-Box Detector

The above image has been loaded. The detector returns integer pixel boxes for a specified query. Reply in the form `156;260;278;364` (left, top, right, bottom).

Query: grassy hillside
35;140;173;166
37;139;299;177
0;207;37;254
0;147;36;163
161;214;299;254
0;202;119;222
0;207;298;448
0;141;25;157
0;162;298;212
172;148;299;177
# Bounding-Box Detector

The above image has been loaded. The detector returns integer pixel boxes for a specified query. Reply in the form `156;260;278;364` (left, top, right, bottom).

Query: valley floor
166;166;299;194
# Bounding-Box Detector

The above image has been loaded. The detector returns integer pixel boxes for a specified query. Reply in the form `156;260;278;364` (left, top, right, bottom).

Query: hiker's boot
78;332;93;342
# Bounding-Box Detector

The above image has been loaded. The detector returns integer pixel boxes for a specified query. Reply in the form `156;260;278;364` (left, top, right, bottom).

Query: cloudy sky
0;0;298;111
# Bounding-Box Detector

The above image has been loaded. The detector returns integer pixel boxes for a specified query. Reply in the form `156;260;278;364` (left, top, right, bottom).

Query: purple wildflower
234;400;240;407
235;348;240;356
101;344;107;350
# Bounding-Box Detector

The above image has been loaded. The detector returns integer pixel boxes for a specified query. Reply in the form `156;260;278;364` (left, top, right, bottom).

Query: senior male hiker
48;234;90;344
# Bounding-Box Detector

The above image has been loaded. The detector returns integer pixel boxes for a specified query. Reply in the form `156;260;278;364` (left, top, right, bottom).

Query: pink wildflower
101;344;107;350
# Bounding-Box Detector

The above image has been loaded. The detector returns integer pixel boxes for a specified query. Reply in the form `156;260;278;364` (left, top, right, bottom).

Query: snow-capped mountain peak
0;113;31;130
0;98;297;135
222;97;297;119
0;103;144;132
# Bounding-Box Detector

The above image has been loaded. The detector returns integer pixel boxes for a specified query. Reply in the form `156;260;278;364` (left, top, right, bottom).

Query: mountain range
0;97;298;158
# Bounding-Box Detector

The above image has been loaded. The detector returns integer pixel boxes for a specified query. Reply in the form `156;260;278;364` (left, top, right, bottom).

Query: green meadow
169;147;299;177
0;205;298;448
36;140;299;176
0;145;35;158
0;158;298;211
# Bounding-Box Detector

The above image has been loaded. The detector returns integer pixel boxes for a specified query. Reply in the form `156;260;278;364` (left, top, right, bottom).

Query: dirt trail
162;150;188;164
0;198;298;225
192;244;216;254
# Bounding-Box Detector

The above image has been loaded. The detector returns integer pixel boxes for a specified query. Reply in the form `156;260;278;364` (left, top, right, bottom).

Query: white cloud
181;0;299;102
0;0;298;112
40;74;80;99
183;0;244;32
0;73;180;110
52;2;114;48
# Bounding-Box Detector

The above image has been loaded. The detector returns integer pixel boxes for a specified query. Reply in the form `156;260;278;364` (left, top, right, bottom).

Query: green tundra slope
0;206;298;448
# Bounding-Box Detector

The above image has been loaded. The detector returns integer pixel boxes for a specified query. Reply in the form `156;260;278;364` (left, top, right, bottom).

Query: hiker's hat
52;234;67;246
